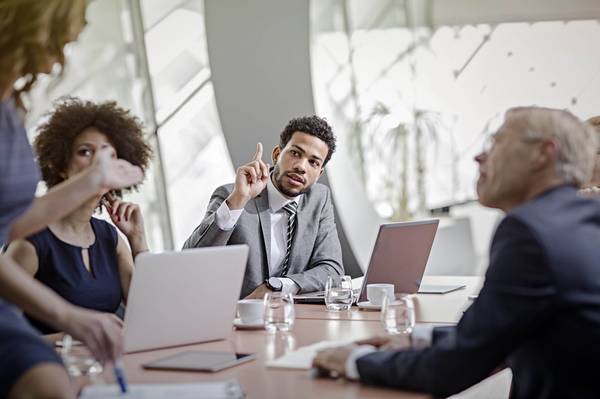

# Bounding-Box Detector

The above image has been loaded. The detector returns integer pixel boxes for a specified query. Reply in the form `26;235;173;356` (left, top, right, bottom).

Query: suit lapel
255;190;272;274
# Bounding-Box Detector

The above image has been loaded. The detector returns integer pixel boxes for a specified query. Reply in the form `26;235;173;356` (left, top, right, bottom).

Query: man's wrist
226;191;250;210
265;277;283;292
345;345;376;380
411;324;434;348
279;278;300;294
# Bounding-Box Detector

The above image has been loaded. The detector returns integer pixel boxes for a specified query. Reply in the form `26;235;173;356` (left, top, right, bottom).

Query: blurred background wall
25;0;600;276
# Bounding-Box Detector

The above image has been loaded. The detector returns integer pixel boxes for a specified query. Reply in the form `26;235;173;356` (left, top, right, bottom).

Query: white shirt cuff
411;324;434;349
215;201;243;230
279;278;300;294
345;345;376;380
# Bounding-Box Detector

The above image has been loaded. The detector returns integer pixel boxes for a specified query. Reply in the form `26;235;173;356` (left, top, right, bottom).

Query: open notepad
79;379;244;399
266;340;353;370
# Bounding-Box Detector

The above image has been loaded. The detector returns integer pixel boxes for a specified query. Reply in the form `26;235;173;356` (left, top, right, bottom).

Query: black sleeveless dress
26;217;122;334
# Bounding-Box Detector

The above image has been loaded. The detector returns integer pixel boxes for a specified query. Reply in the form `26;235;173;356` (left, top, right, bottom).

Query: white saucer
357;301;382;310
233;318;265;330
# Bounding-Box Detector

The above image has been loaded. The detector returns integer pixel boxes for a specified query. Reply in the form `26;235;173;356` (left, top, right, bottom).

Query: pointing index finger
252;142;263;162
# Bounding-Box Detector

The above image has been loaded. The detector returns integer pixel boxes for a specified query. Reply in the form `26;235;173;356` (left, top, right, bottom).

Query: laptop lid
124;245;249;353
358;219;439;303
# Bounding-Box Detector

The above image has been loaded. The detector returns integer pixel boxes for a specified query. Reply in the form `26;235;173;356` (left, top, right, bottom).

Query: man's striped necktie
280;201;298;276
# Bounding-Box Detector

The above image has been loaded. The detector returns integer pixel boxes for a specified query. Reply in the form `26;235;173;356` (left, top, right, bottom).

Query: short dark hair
34;96;153;197
280;116;336;165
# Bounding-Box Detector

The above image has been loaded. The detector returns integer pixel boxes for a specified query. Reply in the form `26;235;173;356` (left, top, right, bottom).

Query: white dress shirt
215;177;301;294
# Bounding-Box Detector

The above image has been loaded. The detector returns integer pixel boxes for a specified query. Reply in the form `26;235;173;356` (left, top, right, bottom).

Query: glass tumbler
325;275;353;311
381;293;415;335
264;292;295;332
59;334;103;377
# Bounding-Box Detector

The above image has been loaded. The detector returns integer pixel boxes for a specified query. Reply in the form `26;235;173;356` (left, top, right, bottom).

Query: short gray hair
585;116;600;155
506;107;597;187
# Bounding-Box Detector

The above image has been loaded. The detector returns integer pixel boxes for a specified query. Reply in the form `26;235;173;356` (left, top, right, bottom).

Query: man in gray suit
183;116;344;298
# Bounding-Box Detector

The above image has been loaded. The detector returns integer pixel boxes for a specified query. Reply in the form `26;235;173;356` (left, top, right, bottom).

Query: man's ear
272;145;281;165
533;139;559;171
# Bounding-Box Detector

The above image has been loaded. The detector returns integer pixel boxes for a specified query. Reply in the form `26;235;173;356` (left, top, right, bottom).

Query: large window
140;0;235;247
27;0;234;250
310;0;600;220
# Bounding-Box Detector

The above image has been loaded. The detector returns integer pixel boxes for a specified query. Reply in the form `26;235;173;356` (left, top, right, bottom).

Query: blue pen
114;360;128;394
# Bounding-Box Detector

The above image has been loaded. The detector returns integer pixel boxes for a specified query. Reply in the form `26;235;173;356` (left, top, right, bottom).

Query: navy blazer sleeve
355;217;558;397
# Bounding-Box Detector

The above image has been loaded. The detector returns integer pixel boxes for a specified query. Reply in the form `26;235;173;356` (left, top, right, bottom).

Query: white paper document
79;379;244;399
266;340;353;370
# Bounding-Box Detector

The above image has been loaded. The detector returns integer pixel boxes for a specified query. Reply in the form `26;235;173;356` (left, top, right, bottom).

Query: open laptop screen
357;219;439;303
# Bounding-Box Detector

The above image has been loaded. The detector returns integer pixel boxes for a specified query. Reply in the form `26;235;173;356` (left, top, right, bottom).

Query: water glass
59;334;103;377
381;293;415;335
264;292;295;332
325;275;353;311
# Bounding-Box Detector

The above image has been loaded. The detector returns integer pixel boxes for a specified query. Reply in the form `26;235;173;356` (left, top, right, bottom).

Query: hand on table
245;283;271;299
59;306;123;365
355;334;411;351
312;344;358;378
312;334;412;379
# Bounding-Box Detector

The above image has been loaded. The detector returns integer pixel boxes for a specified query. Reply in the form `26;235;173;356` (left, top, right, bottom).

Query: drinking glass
59;334;103;377
325;275;353;311
264;292;295;332
381;294;415;335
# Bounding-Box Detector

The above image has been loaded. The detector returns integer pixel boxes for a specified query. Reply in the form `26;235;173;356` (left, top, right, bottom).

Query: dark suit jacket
356;185;600;399
183;183;344;298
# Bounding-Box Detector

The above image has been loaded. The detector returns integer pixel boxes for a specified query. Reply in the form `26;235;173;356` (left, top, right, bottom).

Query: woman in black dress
7;97;153;334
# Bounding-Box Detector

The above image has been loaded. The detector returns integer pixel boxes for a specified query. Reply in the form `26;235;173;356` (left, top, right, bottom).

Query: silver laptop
357;219;447;302
124;245;249;353
296;219;463;303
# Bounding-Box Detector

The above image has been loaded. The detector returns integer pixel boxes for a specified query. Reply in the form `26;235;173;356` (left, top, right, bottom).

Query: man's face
271;131;329;197
475;114;543;210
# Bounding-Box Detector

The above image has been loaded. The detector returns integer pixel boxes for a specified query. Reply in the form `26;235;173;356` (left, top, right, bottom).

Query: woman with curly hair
6;97;153;334
0;1;143;397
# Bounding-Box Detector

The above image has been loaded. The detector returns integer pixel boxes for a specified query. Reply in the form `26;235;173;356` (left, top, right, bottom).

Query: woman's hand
90;147;144;195
103;194;144;237
59;305;123;365
103;193;148;255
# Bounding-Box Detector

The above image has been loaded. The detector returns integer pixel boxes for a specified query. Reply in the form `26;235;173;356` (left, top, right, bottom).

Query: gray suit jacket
183;182;344;298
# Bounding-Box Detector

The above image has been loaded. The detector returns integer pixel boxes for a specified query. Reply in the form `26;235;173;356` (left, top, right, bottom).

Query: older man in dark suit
313;106;600;399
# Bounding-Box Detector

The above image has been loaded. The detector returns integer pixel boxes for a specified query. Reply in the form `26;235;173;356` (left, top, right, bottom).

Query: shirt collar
267;175;301;213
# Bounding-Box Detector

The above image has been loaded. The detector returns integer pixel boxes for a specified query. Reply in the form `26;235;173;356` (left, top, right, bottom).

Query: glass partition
26;0;234;250
310;0;600;220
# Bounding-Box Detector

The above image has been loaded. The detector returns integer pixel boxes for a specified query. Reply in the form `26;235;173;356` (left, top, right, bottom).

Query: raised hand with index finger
227;142;270;210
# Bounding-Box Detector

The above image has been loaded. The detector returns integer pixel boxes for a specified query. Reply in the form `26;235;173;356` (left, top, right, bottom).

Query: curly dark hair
280;115;336;165
33;96;153;197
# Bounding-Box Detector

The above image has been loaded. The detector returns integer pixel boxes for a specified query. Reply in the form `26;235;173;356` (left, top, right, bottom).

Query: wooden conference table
88;276;483;398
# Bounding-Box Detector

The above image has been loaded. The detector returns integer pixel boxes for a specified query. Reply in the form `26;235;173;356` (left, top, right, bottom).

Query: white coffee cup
366;283;395;306
237;299;265;324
